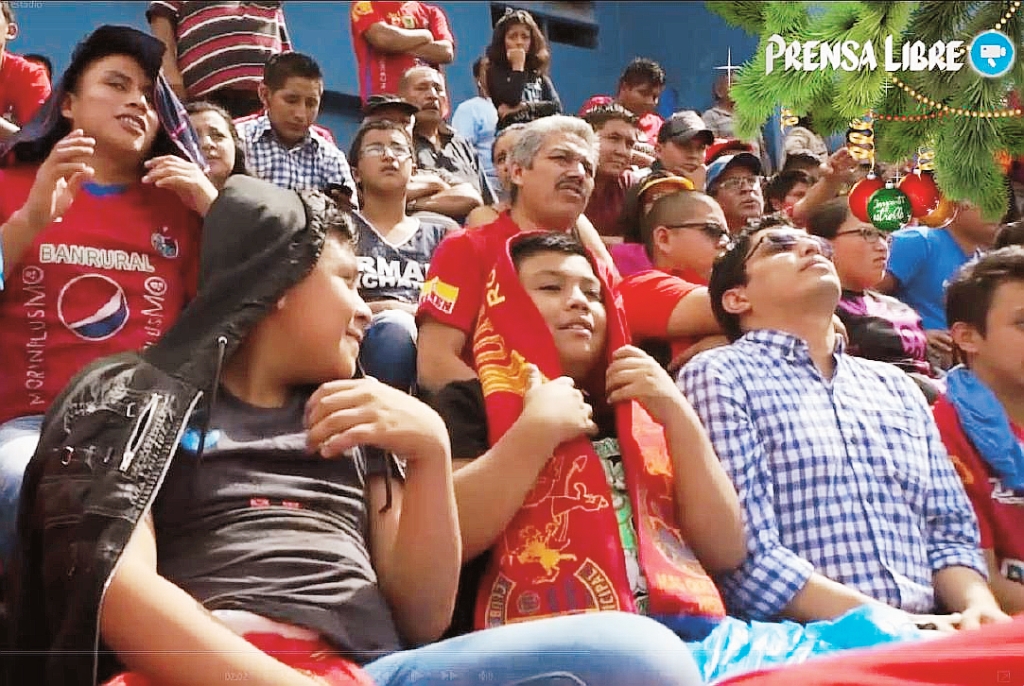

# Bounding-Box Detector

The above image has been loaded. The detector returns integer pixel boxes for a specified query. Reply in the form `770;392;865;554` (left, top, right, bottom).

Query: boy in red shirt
935;246;1024;615
350;1;454;102
619;187;728;368
0;1;51;140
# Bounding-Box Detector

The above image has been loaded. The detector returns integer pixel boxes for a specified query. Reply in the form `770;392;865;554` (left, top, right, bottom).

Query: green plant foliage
704;1;767;32
706;0;1024;219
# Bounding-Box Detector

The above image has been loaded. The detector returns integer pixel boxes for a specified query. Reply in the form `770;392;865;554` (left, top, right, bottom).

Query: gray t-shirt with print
152;388;403;664
353;211;454;304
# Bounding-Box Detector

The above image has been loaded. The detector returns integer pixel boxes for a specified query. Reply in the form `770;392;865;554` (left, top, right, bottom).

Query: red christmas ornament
848;174;885;222
898;171;940;217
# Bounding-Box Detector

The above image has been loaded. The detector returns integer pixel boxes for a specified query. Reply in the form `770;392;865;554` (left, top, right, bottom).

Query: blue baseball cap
705;152;761;193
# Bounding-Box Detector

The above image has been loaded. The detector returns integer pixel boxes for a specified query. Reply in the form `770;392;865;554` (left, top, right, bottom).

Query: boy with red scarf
430;229;745;638
936;246;1024;614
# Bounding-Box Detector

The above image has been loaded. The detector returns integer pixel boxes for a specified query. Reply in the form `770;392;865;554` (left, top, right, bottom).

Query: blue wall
9;1;759;148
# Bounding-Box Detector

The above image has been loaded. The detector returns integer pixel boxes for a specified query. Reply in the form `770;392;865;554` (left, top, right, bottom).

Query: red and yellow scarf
472;231;725;633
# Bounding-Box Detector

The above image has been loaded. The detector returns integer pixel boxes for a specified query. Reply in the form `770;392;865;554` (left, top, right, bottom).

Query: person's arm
605;347;744;572
678;356;875;621
368;299;418;314
411;181;482;220
486;63;528;110
148;14;187;100
410;40;454;65
464;204;500;228
574;214;618;278
933;565;1010;628
2;130;96;280
306;380;460;646
981;549;1024;614
665;288;721;338
451;367;597;561
789;148;858;226
409;5;455;65
541;74;562;112
100;514;322;686
362;23;433;53
416;318;476;391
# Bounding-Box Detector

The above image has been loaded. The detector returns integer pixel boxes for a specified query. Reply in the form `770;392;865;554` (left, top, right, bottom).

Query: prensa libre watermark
765;35;966;74
765;30;1016;79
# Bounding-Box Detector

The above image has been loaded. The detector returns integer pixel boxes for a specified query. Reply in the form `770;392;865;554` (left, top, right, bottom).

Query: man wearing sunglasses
619;188;729;368
679;217;1009;632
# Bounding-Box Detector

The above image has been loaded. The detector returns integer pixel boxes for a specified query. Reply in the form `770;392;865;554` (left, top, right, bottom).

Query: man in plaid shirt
678;217;1011;631
236;52;356;202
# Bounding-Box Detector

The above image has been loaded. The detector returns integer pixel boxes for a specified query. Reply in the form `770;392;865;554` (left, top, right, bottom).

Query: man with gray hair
417;114;598;392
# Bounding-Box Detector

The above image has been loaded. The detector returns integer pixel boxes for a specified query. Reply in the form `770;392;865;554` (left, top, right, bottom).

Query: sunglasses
664;221;729;242
741;231;834;266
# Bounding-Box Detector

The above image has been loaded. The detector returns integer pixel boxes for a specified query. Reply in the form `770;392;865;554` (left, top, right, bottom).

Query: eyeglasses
716;175;763;192
835;227;891;244
742;230;834;266
664;221;729;242
360;143;413;161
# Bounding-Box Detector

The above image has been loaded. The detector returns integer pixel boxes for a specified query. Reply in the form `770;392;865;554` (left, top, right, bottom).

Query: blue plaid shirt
237;114;356;197
678;329;985;620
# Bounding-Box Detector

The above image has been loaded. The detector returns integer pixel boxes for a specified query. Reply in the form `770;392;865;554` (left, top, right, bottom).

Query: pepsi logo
57;274;130;341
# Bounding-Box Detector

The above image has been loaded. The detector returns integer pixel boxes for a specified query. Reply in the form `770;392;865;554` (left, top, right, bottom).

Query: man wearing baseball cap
705;151;764;234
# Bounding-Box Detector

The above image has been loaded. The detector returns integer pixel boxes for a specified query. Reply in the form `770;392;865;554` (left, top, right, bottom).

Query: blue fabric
886;227;971;331
451;96;499;193
946;365;1024;490
364;611;704;686
685;604;926;685
359;309;418;392
678;330;985;619
0;414;44;572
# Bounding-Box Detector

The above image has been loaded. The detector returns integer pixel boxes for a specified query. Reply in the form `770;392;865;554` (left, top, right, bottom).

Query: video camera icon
969;30;1015;77
980;44;1006;67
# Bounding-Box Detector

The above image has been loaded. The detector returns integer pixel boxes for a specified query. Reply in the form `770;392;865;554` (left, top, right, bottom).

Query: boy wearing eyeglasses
618;188;729;369
348;120;456;391
677;216;1008;631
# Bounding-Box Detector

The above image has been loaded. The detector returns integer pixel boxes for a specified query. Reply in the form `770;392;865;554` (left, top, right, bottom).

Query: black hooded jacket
1;176;332;686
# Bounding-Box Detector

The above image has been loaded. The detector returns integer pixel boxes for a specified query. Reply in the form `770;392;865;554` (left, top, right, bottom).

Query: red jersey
417;212;520;340
618;269;701;361
933;396;1024;584
0;167;201;423
0;52;51;127
579;95;664;145
350;1;454;102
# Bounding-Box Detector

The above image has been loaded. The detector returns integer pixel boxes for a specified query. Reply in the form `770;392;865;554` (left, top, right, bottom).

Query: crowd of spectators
3;2;1024;685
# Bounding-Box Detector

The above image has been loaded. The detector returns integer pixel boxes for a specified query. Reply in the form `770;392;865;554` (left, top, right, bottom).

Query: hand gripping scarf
472;231;726;635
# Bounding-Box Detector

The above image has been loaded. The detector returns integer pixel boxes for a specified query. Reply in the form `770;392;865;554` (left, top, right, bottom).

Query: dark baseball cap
705;152;762;192
63;25;166;92
363;94;419;117
658;110;714;146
